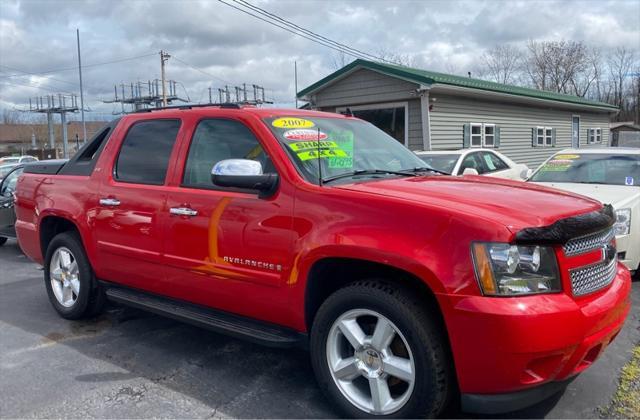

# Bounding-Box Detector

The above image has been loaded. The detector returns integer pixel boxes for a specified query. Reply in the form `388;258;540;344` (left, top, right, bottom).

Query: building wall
312;69;425;148
428;93;611;167
308;68;613;168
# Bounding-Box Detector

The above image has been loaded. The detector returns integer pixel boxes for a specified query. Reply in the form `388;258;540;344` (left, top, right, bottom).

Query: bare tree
570;48;602;98
331;51;354;70
525;40;591;94
608;47;635;109
481;45;522;84
376;49;415;67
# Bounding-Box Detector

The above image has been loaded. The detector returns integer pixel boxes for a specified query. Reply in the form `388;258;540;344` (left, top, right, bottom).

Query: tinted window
459;153;485;174
115;119;181;185
417;154;459;174
482;152;509;172
530;153;640;186
183;119;274;188
1;167;23;197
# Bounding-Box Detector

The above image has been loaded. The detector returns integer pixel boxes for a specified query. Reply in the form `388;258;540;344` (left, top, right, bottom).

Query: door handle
99;198;121;207
169;207;198;217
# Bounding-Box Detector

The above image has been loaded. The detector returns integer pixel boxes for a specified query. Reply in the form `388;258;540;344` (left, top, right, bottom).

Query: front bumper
437;264;631;413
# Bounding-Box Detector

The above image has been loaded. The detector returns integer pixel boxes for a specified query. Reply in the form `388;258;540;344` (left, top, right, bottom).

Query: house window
471;123;483;147
484;124;495;147
468;123;496;148
336;102;408;146
588;128;602;144
536;126;554;147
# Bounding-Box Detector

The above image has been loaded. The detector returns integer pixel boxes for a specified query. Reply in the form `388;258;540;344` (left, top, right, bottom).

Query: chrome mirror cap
211;159;263;177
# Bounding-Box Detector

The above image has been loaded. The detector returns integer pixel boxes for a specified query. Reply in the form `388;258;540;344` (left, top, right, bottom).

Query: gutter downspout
417;85;432;151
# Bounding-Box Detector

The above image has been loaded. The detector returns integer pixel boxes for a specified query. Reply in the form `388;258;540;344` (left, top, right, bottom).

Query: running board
104;286;306;348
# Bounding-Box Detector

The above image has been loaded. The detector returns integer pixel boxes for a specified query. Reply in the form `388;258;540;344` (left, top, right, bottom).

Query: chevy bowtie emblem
601;241;616;264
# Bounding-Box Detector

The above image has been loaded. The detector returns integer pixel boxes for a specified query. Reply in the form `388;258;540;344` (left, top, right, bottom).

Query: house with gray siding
297;60;618;168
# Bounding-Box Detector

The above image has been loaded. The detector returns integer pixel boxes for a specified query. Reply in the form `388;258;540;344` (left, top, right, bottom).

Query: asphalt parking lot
1;238;638;419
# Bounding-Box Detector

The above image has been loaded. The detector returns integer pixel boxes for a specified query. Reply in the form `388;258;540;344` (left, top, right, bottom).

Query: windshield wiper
400;166;450;176
321;169;418;184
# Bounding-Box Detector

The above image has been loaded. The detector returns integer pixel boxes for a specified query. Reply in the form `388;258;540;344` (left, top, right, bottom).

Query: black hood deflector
515;204;615;245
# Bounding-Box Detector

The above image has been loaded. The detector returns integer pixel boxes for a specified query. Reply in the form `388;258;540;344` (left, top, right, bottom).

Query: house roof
298;59;619;111
610;121;640;131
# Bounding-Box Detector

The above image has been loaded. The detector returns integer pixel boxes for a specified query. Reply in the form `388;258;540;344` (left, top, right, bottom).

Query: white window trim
536;126;553;147
588;127;602;144
468;122;496;148
336;102;409;147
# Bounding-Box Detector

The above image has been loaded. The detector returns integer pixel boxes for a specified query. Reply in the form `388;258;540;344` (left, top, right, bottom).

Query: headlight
471;243;561;296
614;208;631;235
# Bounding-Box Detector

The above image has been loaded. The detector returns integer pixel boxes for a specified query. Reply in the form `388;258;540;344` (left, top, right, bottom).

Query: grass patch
600;344;640;419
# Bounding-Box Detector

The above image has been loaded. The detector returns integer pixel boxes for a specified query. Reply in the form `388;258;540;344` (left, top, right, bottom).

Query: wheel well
39;216;79;257
304;258;444;331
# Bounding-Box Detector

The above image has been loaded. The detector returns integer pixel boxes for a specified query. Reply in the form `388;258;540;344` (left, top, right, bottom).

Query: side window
115;119;181;185
1;167;23;197
183;119;275;189
482;152;509;172
459;153;484;174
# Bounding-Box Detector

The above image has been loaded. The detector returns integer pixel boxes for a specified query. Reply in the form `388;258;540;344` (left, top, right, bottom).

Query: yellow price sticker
554;154;580;160
272;117;315;129
297;149;348;161
289;141;339;151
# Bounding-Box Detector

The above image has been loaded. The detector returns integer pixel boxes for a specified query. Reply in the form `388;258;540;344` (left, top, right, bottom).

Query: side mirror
462;168;479;176
522;168;533;180
211;159;278;198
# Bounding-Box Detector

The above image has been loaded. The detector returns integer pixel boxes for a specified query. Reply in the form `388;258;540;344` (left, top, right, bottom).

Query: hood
532;182;640;210
335;175;602;233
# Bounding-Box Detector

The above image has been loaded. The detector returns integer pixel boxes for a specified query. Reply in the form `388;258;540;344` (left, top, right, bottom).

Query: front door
162;118;295;324
572;116;580;148
93;118;182;292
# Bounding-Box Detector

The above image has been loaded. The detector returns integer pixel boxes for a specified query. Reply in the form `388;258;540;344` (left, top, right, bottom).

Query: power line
233;0;390;63
0;80;72;94
217;0;399;65
0;53;157;78
0;64;79;87
171;55;231;85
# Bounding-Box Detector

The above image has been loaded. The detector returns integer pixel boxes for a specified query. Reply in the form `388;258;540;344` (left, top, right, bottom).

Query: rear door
93;118;182;292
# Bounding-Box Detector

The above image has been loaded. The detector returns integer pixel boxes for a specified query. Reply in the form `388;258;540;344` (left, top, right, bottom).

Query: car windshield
264;116;433;183
416;154;459;174
530;153;640;186
0;158;19;164
0;164;17;178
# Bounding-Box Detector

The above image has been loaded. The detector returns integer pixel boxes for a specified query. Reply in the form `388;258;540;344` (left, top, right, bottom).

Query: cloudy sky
1;0;638;118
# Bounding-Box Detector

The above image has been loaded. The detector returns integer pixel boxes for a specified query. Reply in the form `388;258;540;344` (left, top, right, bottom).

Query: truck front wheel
310;280;452;418
44;232;105;319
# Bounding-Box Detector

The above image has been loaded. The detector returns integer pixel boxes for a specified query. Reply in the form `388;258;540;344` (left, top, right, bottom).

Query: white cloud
0;0;638;116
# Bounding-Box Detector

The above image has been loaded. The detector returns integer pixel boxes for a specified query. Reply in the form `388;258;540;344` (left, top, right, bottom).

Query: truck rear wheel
44;232;105;319
0;237;7;246
310;280;452;418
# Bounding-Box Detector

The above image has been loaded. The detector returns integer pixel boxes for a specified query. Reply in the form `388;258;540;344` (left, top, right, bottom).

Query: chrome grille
563;228;614;256
570;257;617;296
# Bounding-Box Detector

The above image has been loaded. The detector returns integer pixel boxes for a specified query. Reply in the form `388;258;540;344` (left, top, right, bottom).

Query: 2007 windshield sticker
272;117;315;129
283;129;327;141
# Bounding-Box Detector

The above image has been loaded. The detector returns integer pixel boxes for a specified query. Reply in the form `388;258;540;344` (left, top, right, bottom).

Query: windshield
530;153;640;186
264;116;431;183
416;154;459;174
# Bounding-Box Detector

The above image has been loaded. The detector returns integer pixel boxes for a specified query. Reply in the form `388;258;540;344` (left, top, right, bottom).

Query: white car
0;155;38;165
415;149;529;180
529;148;639;274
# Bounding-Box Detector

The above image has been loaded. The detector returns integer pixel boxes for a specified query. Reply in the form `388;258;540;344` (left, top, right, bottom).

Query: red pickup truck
15;105;631;418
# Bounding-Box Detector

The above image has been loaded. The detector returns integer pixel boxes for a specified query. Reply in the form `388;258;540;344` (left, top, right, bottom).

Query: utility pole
160;50;170;107
294;61;298;108
76;29;87;144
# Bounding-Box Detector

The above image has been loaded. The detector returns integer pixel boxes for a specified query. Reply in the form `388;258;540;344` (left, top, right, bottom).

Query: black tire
310;279;453;419
0;237;7;246
44;231;105;319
